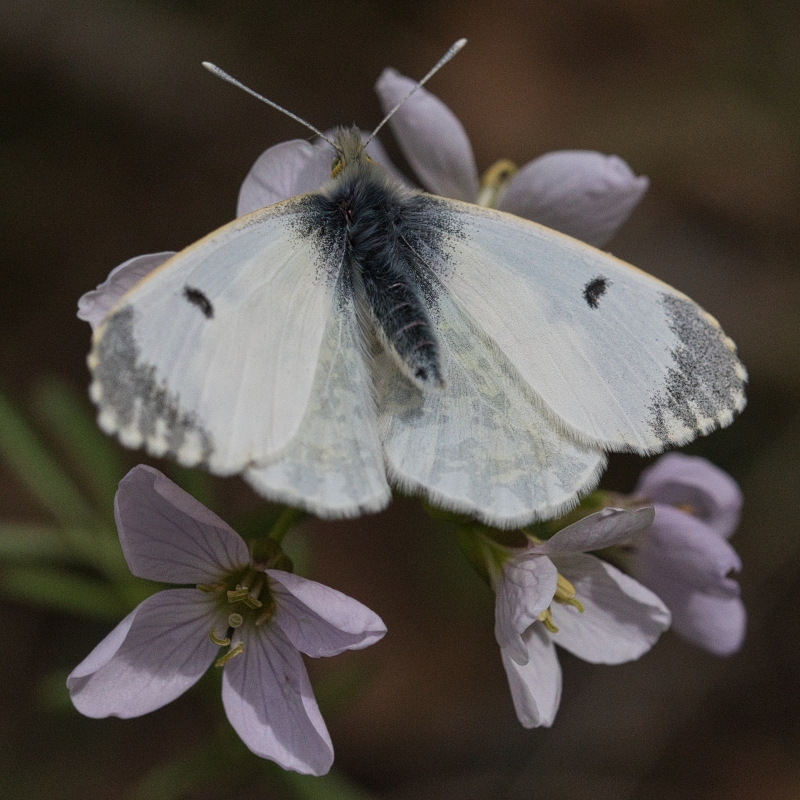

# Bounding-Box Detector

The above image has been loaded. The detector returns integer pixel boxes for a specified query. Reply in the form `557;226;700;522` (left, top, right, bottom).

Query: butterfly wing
434;202;746;454
89;199;350;475
376;290;607;529
245;294;391;518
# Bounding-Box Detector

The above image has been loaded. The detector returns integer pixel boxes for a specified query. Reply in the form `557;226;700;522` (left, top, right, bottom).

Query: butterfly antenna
364;38;467;146
202;62;336;148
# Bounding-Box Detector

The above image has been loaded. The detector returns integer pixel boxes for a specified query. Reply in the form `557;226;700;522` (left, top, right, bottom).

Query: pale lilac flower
629;453;746;656
374;68;650;247
67;465;386;775
493;508;670;728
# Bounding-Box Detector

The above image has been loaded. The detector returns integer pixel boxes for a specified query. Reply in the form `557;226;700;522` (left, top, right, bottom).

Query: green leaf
0;388;98;528
313;663;374;716
164;463;217;511
36;669;73;711
0;521;128;578
131;724;256;800
0;565;128;620
284;769;375;800
0;523;73;562
32;377;125;514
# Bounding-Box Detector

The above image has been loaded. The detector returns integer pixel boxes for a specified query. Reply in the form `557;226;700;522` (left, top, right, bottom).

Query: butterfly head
330;126;375;179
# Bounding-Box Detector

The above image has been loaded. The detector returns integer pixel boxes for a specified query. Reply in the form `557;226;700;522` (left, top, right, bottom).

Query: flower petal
660;588;746;656
494;554;557;665
115;465;250;584
635;453;743;539
267;570;386;657
548;553;670;664
500;626;562;728
237;139;333;216
375;67;479;200
67;589;221;718
633;505;742;597
77;252;175;331
535;507;655;555
222;624;333;775
498;150;649;247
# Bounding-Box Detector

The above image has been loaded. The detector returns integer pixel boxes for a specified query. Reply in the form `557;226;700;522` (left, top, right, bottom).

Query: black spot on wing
183;286;214;318
583;275;609;309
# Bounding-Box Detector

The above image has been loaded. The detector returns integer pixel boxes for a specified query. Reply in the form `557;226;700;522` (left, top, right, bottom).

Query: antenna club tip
454;38;467;49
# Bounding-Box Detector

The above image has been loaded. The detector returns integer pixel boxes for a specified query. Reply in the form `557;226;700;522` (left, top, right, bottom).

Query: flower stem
268;507;305;544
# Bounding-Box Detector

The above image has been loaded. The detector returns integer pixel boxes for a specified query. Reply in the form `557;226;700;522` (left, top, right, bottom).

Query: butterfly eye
330;156;343;178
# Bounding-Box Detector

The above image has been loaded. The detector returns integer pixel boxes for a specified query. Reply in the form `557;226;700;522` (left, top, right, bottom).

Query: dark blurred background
1;1;799;798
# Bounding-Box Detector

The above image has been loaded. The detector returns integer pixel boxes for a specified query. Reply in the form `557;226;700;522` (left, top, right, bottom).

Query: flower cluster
484;452;746;729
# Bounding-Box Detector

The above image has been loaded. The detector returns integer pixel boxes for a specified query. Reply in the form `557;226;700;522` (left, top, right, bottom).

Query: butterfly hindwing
438;203;746;454
376;290;607;528
89;199;344;474
245;294;391;518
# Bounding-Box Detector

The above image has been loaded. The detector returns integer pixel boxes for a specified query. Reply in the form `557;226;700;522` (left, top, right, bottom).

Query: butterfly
84;41;746;529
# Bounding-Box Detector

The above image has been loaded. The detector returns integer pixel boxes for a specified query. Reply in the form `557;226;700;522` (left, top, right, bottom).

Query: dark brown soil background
1;1;799;798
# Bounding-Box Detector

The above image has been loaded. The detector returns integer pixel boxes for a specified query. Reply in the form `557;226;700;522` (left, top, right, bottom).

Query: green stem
268;506;305;544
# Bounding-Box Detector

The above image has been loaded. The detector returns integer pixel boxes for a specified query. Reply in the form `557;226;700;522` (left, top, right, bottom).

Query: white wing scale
89;201;340;473
376;291;607;528
438;203;746;453
246;297;391;518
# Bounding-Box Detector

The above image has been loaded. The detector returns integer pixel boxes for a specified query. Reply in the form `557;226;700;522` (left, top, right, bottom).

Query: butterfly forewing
89;200;344;472
439;203;747;454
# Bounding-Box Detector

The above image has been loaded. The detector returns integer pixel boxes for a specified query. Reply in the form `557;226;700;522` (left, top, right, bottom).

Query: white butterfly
82;43;746;529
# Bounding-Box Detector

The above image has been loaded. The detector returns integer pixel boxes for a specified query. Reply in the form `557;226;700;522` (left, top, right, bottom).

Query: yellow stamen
196;582;225;593
553;573;585;612
553;573;583;614
476;159;518;207
538;608;559;634
554;573;576;601
227;588;250;603
215;642;244;667
209;630;231;647
242;576;264;608
560;597;585;612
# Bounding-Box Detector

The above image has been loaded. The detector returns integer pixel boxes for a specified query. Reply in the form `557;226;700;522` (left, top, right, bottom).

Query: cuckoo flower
629;453;746;656
67;465;386;775
493;508;670;728
374;68;649;247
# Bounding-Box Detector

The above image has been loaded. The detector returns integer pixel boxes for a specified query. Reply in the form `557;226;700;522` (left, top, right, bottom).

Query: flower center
538;573;585;634
198;567;278;666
